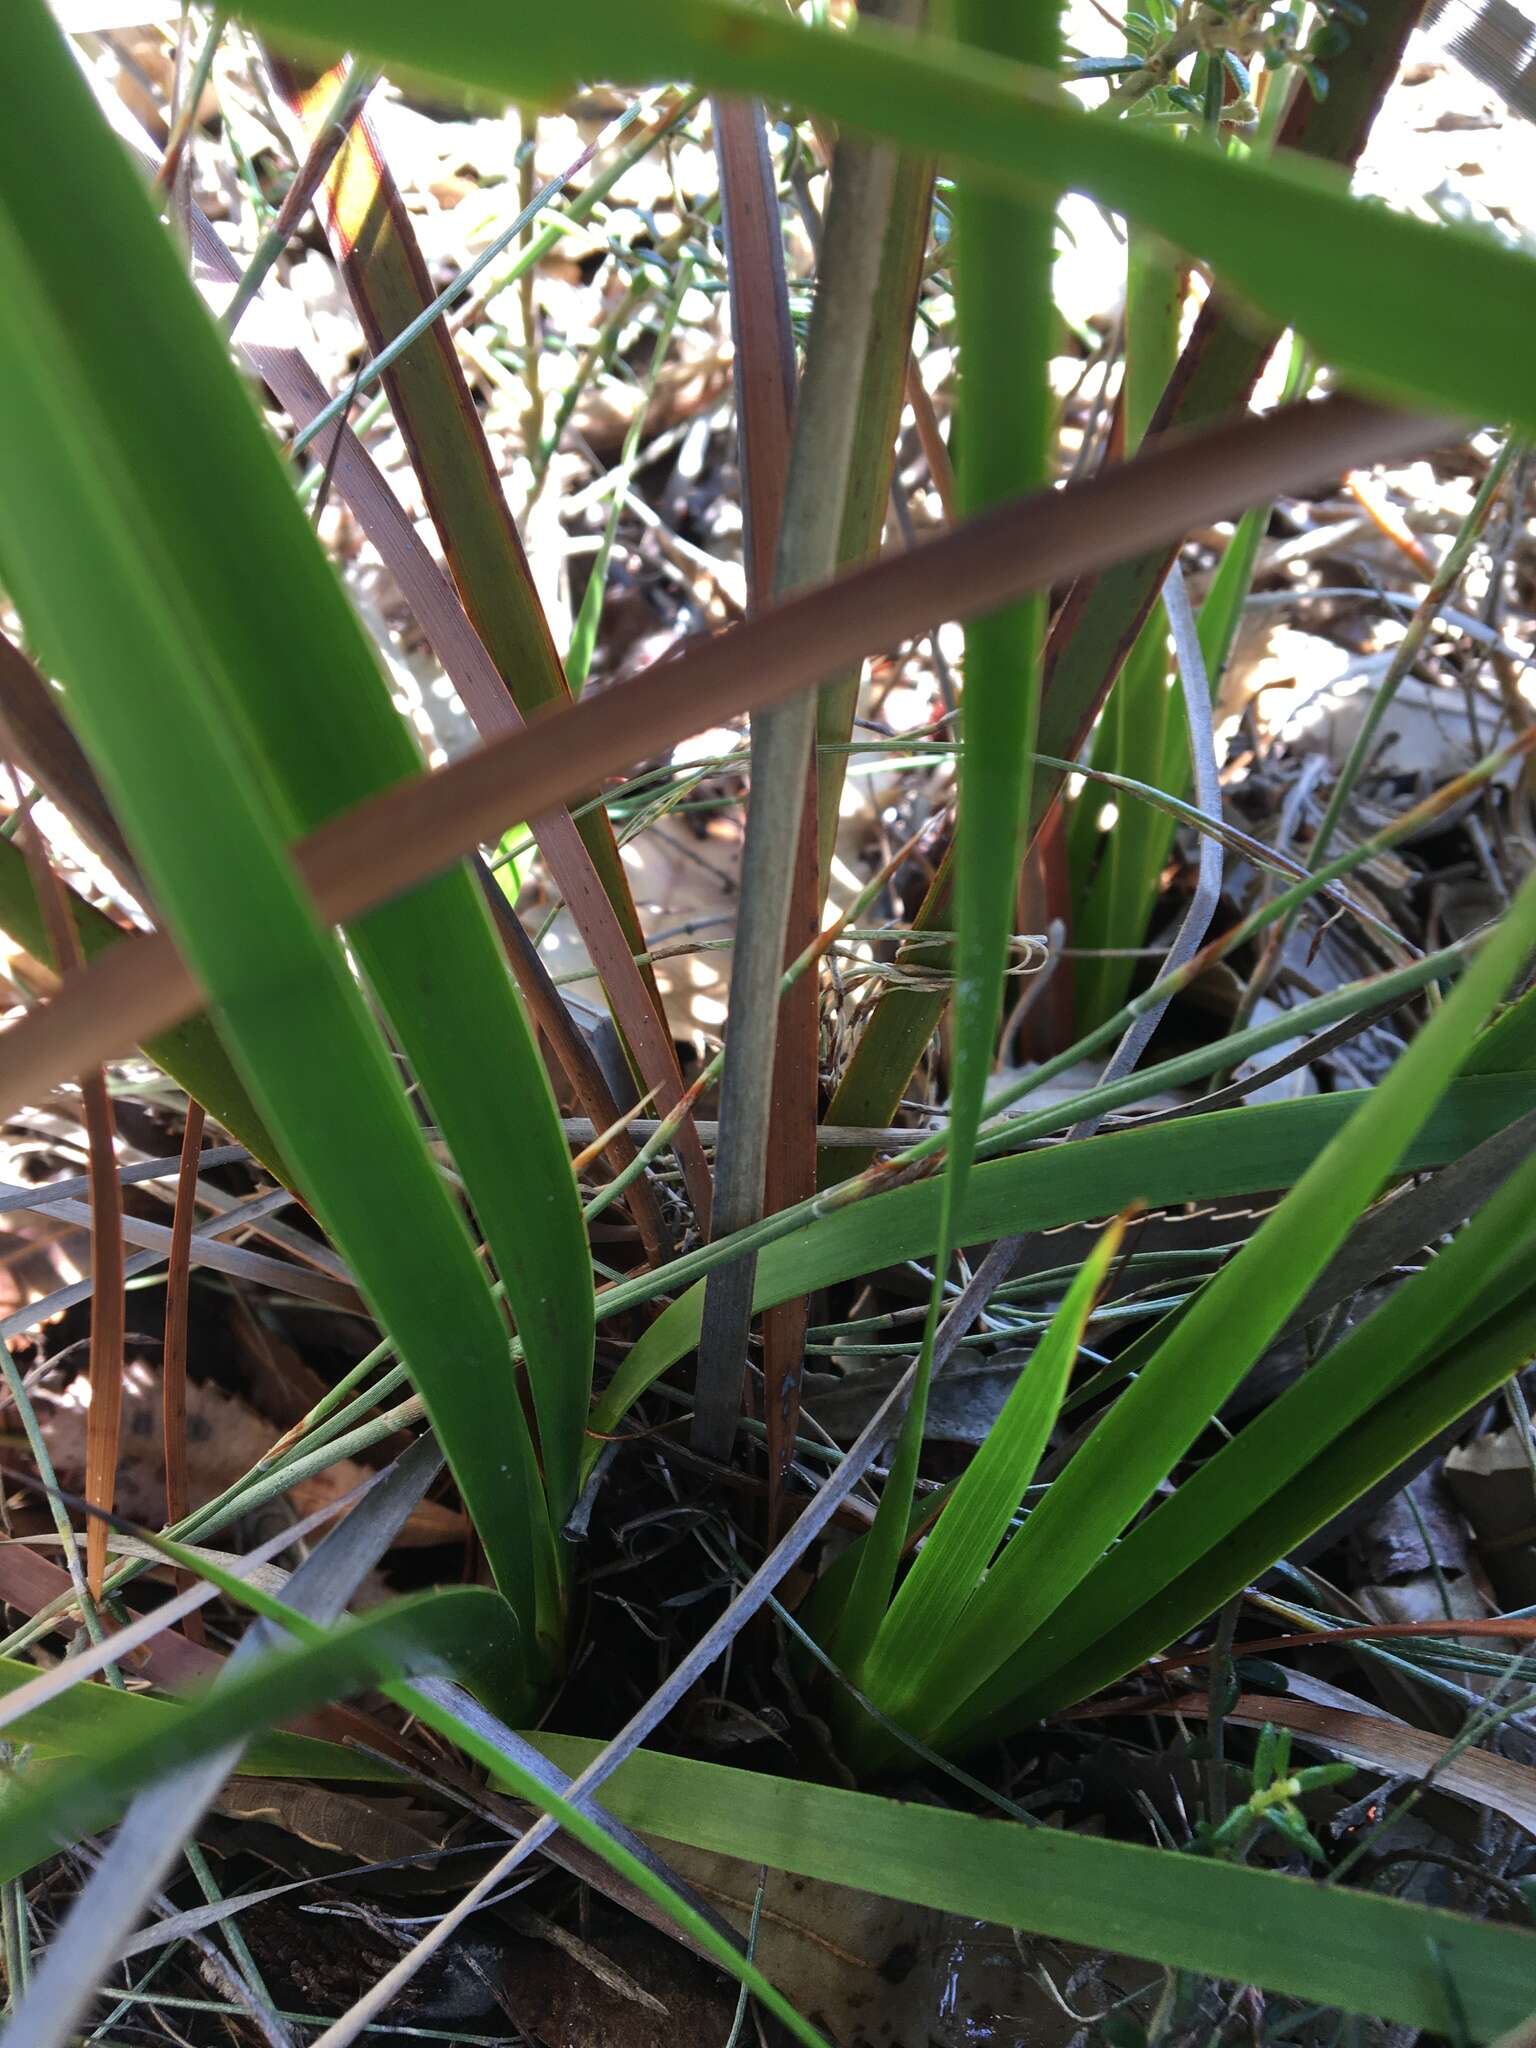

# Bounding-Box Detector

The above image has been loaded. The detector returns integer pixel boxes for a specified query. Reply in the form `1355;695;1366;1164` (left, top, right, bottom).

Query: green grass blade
161;131;598;1525
0;1571;828;2048
584;1076;1536;1468
0;1657;390;1782
0;1589;516;1886
998;1279;1536;1741
140;20;602;1543
0;835;285;1179
985;1123;1536;1724
0;0;565;1637
242;0;1536;429
1068;617;1174;1027
830;0;1061;1678
526;1735;1536;2038
1463;980;1536;1073
939;0;1057;1219
581;941;1482;1364
1194;493;1275;692
915;864;1536;1743
856;1216;1123;1723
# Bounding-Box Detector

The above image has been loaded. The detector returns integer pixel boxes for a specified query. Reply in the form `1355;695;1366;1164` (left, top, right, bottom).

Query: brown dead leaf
1159;1684;1536;1837
217;1778;446;1864
0;1541;421;1764
656;1842;1152;2048
1445;1423;1536;1608
33;1362;464;1549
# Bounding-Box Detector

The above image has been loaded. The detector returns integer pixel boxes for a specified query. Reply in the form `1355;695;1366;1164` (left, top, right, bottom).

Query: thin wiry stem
289;102;647;455
162;1101;206;1638
1231;435;1519;1039
17;811;125;1600
1074;560;1223;1130
693;109;905;1457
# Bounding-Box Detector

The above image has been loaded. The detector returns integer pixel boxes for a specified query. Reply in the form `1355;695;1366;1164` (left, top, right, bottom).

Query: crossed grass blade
0;393;1448;1117
0;0;577;1638
829;0;1062;1679
906;857;1536;1752
526;1733;1536;2037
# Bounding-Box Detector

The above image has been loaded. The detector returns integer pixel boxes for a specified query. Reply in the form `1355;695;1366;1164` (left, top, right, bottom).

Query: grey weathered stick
304;1344;933;2048
693;104;905;1456
0;1186;318;1344
1074;559;1223;1133
2;1440;446;2048
0;1145;247;1215
6;1191;358;1308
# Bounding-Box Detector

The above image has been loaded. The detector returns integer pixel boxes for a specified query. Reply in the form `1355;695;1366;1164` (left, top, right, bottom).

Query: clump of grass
3;1;1536;2041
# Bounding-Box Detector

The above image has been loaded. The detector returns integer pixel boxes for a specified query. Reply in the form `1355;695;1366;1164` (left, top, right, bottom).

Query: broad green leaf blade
993;1277;1536;1740
239;0;1536;430
918;863;1536;1744
527;1734;1536;2038
0;835;285;1179
941;0;1057;1217
0;1589;515;1884
0;0;561;1632
986;1123;1536;1724
270;60;712;1233
0;1579;828;2048
585;1076;1536;1469
858;1217;1124;1723
178;83;599;1529
833;0;1061;1674
0;1656;388;1782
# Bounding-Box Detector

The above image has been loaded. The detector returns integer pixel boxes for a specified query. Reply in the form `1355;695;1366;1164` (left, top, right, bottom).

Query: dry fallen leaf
1160;1680;1536;1838
216;1778;447;1864
34;1361;464;1549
